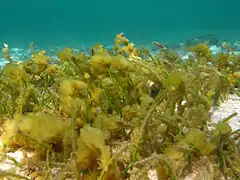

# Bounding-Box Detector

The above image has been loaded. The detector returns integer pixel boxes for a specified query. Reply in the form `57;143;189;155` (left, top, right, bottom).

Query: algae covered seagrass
0;33;240;180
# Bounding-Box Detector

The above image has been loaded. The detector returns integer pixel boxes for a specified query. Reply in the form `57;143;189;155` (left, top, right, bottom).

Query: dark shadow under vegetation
0;33;240;180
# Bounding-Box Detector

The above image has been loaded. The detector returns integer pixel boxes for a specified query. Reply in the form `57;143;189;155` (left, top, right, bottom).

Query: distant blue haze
0;0;240;49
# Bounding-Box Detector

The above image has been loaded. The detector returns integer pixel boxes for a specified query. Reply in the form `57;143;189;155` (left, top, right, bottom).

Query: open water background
0;0;240;49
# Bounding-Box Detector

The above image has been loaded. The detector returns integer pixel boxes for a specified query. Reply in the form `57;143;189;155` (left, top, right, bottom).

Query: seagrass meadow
0;33;240;180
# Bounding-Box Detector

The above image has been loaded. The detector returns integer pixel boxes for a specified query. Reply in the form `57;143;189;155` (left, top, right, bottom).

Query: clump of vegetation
0;33;240;180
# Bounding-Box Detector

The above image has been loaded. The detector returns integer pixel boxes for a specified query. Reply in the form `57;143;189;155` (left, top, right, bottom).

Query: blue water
1;0;240;49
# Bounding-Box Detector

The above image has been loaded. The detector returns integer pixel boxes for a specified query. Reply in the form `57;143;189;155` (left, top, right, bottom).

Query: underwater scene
0;0;240;179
